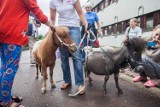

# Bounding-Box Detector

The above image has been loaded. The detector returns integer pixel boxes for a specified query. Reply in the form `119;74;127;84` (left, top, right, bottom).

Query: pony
84;37;146;94
32;27;77;93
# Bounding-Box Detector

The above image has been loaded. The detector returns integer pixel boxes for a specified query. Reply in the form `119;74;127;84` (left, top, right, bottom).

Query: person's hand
84;23;89;36
153;39;158;42
97;29;101;35
49;23;55;31
45;21;55;31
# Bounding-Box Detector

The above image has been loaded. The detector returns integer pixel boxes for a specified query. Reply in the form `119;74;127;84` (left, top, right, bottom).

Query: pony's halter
127;50;143;70
55;33;76;48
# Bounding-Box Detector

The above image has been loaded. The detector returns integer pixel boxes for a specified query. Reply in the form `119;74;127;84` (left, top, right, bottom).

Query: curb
119;73;160;98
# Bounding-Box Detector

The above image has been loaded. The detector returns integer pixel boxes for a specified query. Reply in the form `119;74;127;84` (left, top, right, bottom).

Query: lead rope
78;29;96;49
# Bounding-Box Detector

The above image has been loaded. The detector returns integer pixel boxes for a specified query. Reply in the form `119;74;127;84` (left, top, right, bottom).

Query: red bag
93;38;100;48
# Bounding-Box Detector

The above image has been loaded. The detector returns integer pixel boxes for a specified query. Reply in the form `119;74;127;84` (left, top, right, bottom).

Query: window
107;26;112;35
153;11;160;27
104;0;109;7
105;27;108;36
113;24;117;34
100;2;104;10
94;7;98;12
146;14;154;31
117;22;123;34
102;28;105;36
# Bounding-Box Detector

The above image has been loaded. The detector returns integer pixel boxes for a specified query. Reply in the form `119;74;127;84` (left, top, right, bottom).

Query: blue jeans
59;27;84;86
0;43;22;105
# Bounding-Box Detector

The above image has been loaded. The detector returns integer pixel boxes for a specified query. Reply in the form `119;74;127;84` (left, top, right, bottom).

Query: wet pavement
12;50;160;107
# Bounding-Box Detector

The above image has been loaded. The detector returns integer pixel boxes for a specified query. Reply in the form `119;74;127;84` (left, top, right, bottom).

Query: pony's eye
63;35;67;38
133;52;138;56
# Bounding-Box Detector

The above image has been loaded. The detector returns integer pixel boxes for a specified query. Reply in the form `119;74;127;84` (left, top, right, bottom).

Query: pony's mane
44;26;69;47
125;38;146;53
55;26;69;37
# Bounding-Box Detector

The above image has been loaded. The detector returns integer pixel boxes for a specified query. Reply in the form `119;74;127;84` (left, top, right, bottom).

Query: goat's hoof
118;90;123;94
41;88;46;94
104;91;107;94
51;84;56;88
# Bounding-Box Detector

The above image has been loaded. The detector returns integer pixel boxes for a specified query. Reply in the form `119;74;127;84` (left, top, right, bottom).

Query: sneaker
78;85;85;95
133;76;147;82
144;80;158;87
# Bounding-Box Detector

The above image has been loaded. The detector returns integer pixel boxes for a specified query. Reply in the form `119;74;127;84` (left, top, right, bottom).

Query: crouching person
133;24;160;87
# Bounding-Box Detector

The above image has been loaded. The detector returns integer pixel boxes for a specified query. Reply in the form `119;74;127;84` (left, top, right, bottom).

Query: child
133;24;160;87
147;25;160;49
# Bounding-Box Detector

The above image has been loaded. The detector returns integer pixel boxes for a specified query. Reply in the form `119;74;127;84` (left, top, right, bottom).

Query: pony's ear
124;39;130;46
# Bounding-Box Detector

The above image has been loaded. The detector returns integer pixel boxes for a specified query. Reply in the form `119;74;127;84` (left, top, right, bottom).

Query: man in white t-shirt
125;18;142;40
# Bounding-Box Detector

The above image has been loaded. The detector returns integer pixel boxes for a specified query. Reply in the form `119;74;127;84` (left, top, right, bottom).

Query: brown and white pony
32;27;77;93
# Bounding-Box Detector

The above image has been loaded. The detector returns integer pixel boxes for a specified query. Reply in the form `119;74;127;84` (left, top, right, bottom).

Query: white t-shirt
50;0;80;27
125;26;142;39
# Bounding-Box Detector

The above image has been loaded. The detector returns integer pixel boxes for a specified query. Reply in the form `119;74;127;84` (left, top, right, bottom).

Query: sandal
0;100;25;107
61;83;71;90
12;96;23;103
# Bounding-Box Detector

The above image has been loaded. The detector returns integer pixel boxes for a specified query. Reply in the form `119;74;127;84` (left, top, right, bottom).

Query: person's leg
0;43;2;83
59;47;71;84
69;27;84;86
28;36;36;64
0;44;22;106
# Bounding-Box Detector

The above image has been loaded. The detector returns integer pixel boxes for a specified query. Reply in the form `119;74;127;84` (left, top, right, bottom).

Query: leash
98;45;120;69
78;30;96;49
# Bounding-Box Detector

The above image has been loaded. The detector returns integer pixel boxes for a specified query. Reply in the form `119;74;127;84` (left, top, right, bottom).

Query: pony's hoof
89;83;92;86
41;88;46;94
118;90;123;94
51;84;56;88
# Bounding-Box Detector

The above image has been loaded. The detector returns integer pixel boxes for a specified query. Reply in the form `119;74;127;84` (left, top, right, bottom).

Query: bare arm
50;8;56;25
96;21;101;35
73;0;88;30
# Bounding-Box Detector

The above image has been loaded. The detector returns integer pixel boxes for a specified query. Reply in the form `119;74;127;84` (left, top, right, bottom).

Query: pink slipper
133;76;147;82
144;80;158;87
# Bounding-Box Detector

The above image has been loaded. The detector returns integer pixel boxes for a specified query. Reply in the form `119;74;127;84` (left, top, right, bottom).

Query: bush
36;34;44;41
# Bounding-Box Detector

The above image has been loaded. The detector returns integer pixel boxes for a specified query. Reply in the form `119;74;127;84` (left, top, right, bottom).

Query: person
28;13;41;64
81;2;101;48
146;24;160;49
0;0;55;107
50;0;88;95
125;18;142;40
133;25;160;87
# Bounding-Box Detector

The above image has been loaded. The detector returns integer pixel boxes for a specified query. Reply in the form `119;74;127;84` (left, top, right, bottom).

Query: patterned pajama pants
0;43;22;105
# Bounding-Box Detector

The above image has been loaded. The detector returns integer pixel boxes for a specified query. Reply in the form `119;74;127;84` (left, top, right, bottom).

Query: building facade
83;0;160;47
